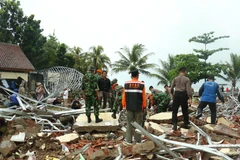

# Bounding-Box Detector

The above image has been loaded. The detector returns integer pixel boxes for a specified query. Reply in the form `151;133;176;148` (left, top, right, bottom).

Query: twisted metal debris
37;66;84;95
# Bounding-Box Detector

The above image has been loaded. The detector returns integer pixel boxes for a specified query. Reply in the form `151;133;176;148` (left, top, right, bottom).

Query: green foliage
153;54;175;85
168;54;225;84
189;32;230;81
169;54;203;84
189;31;229;62
112;43;156;76
220;53;240;88
20;15;46;68
0;0;26;44
40;35;58;69
0;0;46;69
88;45;111;70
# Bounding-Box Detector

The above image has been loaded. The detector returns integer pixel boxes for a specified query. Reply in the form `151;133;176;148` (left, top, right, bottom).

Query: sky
20;0;240;92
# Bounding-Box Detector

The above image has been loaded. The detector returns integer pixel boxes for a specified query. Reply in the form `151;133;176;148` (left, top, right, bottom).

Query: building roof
0;43;35;72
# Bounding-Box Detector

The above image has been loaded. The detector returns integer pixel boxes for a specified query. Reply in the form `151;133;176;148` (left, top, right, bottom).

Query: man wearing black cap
196;75;224;124
122;69;146;144
171;67;192;130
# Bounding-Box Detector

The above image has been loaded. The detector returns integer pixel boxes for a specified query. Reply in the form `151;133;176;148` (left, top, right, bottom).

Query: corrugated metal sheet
0;43;35;72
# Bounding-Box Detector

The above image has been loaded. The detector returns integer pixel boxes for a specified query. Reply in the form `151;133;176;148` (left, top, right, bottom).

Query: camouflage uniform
82;71;99;116
112;85;123;113
153;93;171;113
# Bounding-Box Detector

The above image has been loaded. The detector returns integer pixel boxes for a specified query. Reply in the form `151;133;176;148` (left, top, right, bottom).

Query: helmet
112;78;118;84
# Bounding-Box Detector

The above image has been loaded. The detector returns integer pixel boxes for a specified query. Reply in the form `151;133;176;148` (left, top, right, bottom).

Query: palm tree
112;44;156;76
88;45;111;70
153;54;175;85
221;53;240;90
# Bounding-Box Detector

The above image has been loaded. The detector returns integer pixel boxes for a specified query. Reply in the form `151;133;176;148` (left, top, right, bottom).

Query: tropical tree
189;31;230;63
88;45;111;70
112;43;156;76
189;32;230;81
70;47;91;74
221;53;240;90
168;54;224;84
153;54;175;85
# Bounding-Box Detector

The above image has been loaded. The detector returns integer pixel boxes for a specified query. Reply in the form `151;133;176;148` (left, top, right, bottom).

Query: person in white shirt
63;87;69;107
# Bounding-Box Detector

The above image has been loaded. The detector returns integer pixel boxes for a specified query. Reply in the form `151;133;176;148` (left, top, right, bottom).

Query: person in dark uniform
171;67;192;130
122;69;146;144
98;71;111;109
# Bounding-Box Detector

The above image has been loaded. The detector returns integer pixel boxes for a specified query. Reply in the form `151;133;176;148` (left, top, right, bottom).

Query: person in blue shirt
6;94;19;107
196;75;224;124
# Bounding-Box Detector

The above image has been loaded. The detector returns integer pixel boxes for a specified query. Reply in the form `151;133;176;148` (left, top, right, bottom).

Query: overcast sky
20;0;240;92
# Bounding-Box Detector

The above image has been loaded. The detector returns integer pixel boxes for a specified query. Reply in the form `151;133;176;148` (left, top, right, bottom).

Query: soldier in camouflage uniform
112;85;123;119
110;78;118;110
82;66;103;123
153;93;171;113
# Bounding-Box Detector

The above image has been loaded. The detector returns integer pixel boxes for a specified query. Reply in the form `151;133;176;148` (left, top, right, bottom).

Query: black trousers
198;101;216;124
172;91;189;125
100;91;110;109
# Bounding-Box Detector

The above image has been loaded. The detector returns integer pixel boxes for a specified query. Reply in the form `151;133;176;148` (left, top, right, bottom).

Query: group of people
81;66;124;123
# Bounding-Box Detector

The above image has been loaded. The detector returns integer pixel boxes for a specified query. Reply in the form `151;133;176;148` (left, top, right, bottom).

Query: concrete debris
1;84;240;159
10;132;26;142
74;112;120;132
0;137;17;156
148;112;183;124
56;133;79;143
132;141;156;155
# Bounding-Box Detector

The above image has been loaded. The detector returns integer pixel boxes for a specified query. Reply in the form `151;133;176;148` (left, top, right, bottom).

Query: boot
87;115;91;123
183;123;190;129
95;116;103;123
172;123;177;131
195;108;202;119
111;112;116;119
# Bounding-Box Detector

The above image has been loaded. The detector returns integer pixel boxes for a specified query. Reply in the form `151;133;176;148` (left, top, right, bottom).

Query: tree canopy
112;44;156;76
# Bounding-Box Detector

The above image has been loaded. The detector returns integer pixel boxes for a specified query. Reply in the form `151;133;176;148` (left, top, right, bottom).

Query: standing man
122;70;146;144
171;67;192;130
98;71;111;109
82;66;103;123
112;85;123;119
63;87;69;107
196;76;224;124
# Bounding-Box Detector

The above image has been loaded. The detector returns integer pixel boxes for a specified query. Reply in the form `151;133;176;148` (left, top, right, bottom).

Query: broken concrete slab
132;141;155;155
216;117;233;126
144;122;164;136
56;133;79;143
74;112;120;133
0;137;17;156
214;124;240;139
148;112;183;124
10;132;26;142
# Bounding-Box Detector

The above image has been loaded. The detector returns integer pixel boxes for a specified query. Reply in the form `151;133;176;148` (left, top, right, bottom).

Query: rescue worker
122;69;146;144
82;66;103;123
112;85;123;119
111;78;118;111
149;86;162;95
171;67;192;130
96;69;102;80
196;75;224;124
153;92;171;113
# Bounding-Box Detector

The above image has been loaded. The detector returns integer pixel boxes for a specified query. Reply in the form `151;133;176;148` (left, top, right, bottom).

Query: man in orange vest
122;69;146;144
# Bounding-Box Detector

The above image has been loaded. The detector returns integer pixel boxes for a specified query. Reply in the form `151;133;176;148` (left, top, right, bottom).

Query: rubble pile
0;85;240;159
